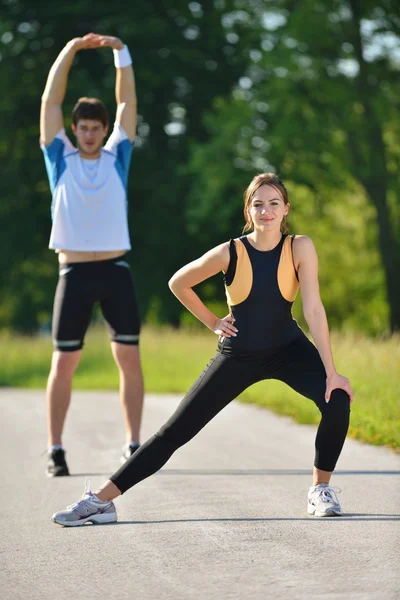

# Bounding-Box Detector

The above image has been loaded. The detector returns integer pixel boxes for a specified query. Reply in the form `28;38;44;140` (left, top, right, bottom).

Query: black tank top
220;234;302;352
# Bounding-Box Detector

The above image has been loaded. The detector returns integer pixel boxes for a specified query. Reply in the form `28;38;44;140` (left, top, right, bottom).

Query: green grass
0;327;398;451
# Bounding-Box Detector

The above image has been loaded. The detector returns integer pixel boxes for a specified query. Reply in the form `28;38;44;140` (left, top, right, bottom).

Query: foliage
0;1;399;333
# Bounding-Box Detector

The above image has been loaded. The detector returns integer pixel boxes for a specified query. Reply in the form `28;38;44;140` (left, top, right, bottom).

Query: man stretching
40;33;143;476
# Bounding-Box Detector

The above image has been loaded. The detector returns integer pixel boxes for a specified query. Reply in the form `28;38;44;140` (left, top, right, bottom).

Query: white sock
91;492;105;503
91;492;110;504
49;444;64;452
309;483;329;492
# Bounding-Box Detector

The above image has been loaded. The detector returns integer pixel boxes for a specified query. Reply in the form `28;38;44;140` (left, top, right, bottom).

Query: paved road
1;389;399;600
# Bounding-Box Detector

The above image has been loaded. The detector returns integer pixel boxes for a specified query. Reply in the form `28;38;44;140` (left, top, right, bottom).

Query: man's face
72;119;108;157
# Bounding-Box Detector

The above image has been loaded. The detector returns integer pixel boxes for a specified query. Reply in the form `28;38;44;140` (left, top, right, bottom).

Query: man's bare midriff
58;250;126;264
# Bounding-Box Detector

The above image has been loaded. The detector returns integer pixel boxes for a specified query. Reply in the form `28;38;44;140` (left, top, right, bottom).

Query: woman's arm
294;236;353;403
169;242;238;338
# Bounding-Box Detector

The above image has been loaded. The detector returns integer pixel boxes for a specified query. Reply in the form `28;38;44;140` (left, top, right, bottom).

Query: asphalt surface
1;389;399;600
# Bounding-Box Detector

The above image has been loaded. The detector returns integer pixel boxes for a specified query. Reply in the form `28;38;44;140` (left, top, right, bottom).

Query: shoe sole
52;513;117;527
307;503;342;517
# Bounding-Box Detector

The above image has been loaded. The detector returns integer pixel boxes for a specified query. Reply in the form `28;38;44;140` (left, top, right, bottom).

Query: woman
52;172;353;526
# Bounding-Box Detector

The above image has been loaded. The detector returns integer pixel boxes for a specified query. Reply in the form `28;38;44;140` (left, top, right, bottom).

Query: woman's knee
156;423;193;450
325;388;351;422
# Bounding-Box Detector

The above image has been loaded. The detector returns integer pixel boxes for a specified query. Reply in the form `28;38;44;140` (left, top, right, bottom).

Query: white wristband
113;45;132;68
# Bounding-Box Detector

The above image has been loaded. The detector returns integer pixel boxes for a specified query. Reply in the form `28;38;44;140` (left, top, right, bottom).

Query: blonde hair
243;173;289;233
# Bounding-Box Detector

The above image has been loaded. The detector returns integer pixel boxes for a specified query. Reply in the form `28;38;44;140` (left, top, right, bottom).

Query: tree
0;0;255;330
185;0;400;332
0;0;397;333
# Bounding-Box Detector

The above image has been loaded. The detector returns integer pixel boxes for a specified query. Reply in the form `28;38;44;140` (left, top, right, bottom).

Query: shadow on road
155;469;400;476
66;469;400;478
68;473;112;477
111;514;400;524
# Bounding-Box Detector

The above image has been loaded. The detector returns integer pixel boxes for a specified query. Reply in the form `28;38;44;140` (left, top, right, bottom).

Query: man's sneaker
120;441;140;464
52;480;117;527
307;483;343;517
46;448;70;477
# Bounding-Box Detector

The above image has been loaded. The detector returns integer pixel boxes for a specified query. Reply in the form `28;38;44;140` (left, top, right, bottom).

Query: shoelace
315;485;341;504
67;478;93;511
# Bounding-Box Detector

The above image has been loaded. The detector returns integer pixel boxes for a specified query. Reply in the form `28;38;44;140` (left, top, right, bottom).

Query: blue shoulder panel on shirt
114;139;134;191
41;137;67;193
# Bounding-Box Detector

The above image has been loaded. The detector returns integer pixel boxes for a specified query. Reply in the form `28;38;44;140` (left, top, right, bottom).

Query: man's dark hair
72;97;109;127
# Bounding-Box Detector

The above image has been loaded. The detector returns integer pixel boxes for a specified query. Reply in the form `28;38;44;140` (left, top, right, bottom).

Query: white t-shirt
41;123;134;252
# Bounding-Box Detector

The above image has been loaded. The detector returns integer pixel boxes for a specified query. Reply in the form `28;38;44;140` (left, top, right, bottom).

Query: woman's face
247;184;289;231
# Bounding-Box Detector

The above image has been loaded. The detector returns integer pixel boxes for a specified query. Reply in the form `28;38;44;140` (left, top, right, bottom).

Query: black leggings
110;334;350;494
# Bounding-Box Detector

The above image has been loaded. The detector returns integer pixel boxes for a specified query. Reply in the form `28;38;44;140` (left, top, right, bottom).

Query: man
40;33;143;477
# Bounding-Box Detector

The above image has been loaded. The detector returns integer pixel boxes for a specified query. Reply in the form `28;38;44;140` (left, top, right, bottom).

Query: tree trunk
365;184;400;332
349;0;400;331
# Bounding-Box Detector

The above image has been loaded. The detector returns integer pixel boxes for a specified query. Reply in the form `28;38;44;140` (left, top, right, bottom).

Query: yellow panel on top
277;236;299;302
225;239;253;306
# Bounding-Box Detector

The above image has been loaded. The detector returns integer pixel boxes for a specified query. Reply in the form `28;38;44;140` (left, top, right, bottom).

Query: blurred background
0;0;399;336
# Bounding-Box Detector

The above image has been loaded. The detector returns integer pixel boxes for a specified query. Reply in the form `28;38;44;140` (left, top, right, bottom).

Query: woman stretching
52;172;353;525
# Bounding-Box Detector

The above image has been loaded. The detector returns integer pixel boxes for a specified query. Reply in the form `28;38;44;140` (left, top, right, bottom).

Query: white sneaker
52;479;117;527
307;483;342;517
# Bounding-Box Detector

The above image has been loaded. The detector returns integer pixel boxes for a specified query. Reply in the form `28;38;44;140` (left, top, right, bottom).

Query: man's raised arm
40;34;100;146
96;36;137;142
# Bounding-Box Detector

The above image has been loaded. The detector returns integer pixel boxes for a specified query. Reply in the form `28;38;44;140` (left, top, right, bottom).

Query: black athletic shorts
52;255;140;352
